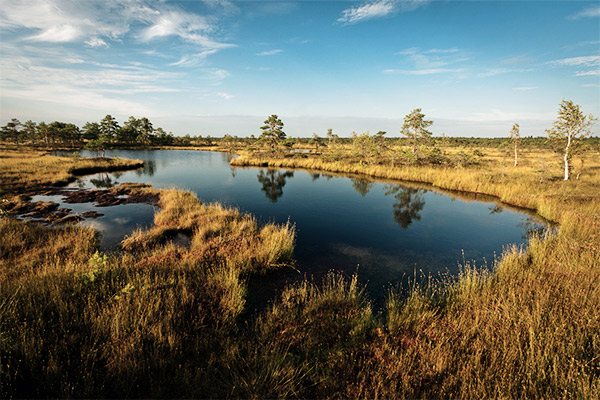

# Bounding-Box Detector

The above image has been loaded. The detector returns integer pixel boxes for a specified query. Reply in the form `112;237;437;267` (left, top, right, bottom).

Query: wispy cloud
549;55;600;67
477;68;533;78
425;48;460;54
85;37;109;48
549;55;600;77
575;70;600;77
512;87;537;91
1;0;233;56
338;0;430;25
338;0;396;24
216;92;234;100
568;6;600;20
384;68;463;75
501;55;534;66
561;40;600;50
389;47;468;75
256;49;284;56
0;41;181;116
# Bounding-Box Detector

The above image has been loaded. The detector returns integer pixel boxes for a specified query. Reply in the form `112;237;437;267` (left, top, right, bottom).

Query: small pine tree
401;109;433;153
260;115;286;151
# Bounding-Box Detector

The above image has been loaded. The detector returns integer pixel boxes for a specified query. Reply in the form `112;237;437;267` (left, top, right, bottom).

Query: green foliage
352;132;379;160
260;115;286;151
0;118;22;145
100;114;119;142
546;99;597;180
84;138;108;157
402;108;433;152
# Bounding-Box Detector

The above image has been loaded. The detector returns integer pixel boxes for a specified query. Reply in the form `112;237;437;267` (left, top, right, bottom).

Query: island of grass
0;145;599;398
0;149;144;193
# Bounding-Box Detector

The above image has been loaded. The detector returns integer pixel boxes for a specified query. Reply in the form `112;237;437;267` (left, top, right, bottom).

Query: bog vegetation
0;100;599;398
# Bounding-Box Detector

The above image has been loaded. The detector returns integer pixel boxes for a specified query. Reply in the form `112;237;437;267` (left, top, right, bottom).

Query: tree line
2;100;596;180
256;100;597;181
0;115;184;152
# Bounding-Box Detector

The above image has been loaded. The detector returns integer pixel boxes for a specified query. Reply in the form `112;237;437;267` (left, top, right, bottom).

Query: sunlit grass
1;143;599;398
0;148;143;193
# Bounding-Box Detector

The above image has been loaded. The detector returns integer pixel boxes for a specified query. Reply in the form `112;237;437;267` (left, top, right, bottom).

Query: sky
0;0;599;138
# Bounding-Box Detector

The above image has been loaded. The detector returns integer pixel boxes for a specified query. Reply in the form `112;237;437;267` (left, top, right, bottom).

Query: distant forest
1;114;599;150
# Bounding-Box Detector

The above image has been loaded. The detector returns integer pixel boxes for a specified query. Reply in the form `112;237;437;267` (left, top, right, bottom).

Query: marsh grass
0;181;296;398
228;144;600;398
0;149;143;193
1;143;599;398
121;187;295;273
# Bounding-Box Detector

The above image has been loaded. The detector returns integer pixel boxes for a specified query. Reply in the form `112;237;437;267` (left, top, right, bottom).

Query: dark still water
41;150;549;307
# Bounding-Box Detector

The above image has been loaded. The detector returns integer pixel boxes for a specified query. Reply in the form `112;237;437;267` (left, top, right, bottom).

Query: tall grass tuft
231;272;374;398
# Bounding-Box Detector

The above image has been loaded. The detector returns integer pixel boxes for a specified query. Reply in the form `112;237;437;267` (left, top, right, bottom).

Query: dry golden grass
227;144;600;398
121;187;295;273
1;143;599;398
0;182;296;398
0;148;143;193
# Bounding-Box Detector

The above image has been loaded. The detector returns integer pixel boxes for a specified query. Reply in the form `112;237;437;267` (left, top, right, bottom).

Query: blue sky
1;0;599;137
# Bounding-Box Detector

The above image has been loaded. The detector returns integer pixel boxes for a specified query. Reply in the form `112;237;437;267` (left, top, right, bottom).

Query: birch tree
546;100;596;181
509;123;520;167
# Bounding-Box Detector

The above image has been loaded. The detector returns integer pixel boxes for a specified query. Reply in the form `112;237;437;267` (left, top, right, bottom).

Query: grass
1;143;599;398
228;143;600;398
0;148;143;194
0;183;296;398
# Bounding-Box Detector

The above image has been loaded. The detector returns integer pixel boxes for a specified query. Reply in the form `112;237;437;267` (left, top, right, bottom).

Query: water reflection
351;178;375;197
257;169;295;202
519;216;551;239
135;160;156;177
384;185;426;228
90;173;117;188
488;204;503;214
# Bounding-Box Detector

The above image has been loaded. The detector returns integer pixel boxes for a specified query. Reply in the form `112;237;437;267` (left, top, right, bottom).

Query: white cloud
568;6;600;20
338;0;430;24
85;37;109;48
477;68;533;78
1;0;130;43
204;69;231;81
1;84;150;116
575;70;600;77
390;47;467;75
338;0;396;24
0;46;181;97
550;55;600;67
425;48;460;54
27;24;81;42
1;0;233;56
256;49;284;56
216;92;234;100
549;56;600;78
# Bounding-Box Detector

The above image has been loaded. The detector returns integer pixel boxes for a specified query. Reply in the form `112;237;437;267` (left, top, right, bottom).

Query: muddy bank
1;183;158;225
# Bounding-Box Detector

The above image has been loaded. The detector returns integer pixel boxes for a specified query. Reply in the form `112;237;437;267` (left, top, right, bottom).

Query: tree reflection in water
135;160;156;177
90;173;117;188
384;185;426;228
257;169;294;202
351;178;375;197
